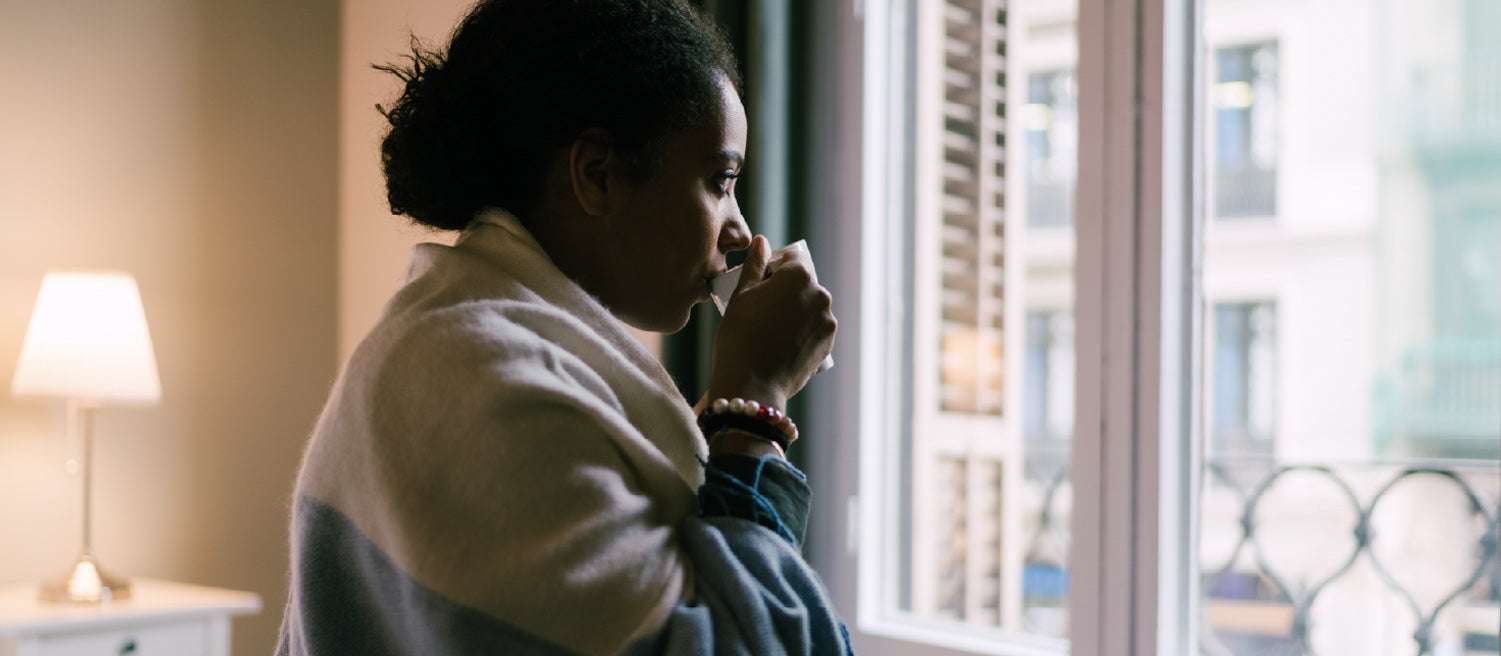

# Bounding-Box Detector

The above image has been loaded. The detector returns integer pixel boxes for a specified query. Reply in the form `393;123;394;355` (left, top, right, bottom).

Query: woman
277;1;848;654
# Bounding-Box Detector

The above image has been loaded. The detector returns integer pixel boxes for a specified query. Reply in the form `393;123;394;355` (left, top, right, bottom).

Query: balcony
1376;338;1501;460
1015;455;1501;654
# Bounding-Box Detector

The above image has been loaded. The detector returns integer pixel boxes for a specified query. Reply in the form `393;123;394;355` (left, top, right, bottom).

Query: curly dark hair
375;0;740;231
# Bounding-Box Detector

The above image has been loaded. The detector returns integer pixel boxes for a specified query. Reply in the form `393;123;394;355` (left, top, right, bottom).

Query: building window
1024;71;1078;228
1023;310;1074;445
1212;42;1279;219
1210;301;1277;455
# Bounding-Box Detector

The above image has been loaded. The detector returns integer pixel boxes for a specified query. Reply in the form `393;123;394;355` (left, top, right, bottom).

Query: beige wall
338;0;470;360
1;3;666;654
0;2;338;655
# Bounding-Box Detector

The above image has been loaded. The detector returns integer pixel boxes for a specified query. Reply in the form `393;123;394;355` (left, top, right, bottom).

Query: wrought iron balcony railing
1016;454;1501;655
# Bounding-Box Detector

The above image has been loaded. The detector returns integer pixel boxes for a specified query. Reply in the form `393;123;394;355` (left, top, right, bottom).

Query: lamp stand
39;400;131;603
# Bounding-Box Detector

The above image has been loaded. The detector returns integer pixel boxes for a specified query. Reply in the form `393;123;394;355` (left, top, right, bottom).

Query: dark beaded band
699;413;792;452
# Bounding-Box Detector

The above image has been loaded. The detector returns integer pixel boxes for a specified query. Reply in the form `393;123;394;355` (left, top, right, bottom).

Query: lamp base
38;552;131;603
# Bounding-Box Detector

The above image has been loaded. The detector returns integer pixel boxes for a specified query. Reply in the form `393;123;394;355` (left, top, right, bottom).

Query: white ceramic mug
710;239;834;373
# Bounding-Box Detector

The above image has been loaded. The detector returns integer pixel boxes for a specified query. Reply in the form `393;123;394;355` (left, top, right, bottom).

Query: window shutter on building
910;0;1026;629
935;0;1009;416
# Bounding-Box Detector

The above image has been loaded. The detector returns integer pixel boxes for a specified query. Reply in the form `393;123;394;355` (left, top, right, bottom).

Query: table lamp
10;271;162;603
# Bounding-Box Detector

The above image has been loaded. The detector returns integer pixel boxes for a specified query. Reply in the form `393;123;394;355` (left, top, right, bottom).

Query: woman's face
597;77;751;333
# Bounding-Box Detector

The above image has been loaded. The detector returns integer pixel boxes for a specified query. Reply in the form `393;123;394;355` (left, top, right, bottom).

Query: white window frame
801;0;1202;653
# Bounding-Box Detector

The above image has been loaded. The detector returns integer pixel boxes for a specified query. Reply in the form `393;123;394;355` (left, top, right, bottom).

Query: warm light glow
65;558;103;601
1212;81;1255;108
1023;103;1053;131
941;328;1004;390
11;271;162;405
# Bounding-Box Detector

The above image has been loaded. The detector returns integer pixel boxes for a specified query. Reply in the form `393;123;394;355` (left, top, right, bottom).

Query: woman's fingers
733;235;772;297
709;238;837;406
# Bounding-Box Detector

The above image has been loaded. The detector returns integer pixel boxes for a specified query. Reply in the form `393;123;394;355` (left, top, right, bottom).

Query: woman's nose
721;212;752;252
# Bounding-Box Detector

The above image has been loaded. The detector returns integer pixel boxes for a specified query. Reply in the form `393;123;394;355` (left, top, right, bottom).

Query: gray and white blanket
277;209;851;655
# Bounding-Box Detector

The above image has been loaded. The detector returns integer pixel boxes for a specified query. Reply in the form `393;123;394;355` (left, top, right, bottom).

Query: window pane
1197;0;1501;653
1025;71;1077;227
892;0;1077;645
1210;302;1277;456
1211;43;1278;219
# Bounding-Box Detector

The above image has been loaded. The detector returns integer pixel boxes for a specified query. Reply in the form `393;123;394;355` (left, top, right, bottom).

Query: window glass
1209;302;1276;457
861;0;1497;652
892;0;1077;644
1024;71;1077;228
1024;310;1074;445
1211;42;1278;219
1197;0;1501;653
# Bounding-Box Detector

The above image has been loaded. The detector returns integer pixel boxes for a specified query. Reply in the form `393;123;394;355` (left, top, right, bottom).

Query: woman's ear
569;128;616;216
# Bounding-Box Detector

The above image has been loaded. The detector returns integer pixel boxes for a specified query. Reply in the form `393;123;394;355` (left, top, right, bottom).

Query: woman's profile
276;1;849;654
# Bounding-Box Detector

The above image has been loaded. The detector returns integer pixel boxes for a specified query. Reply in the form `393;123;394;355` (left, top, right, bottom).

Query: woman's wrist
707;428;786;459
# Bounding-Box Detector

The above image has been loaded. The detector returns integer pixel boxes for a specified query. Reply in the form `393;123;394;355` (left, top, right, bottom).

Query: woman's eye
715;171;739;194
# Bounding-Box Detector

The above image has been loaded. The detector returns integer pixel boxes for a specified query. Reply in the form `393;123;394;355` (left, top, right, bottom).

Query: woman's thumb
735;235;772;294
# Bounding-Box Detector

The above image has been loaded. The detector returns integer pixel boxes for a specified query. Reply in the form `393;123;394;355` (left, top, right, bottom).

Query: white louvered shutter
909;0;1027;630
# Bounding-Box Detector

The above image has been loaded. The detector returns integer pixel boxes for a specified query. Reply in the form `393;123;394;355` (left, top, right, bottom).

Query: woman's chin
619;305;695;335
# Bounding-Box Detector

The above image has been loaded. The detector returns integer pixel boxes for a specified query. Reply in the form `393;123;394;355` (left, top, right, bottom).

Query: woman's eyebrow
710;149;744;166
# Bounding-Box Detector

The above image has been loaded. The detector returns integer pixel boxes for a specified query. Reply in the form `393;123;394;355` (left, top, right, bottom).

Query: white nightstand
0;579;261;656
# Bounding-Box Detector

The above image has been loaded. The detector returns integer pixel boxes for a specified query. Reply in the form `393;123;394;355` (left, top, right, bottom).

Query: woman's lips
702;269;730;300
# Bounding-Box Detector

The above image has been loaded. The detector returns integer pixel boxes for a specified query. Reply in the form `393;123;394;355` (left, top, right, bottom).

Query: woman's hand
706;235;837;414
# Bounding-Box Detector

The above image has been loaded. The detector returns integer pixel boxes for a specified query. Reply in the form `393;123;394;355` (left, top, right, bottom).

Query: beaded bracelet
697;397;799;449
702;414;791;452
703;397;799;442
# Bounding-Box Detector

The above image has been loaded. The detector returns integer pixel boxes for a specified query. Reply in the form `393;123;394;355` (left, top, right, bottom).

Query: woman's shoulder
356;289;607;397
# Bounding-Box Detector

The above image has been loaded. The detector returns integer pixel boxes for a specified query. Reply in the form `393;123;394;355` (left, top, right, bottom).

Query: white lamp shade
11;271;162;405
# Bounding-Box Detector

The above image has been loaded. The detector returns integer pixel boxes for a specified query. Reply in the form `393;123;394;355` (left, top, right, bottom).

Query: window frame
800;0;1203;653
1072;0;1201;651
